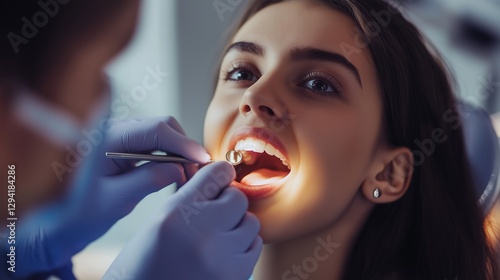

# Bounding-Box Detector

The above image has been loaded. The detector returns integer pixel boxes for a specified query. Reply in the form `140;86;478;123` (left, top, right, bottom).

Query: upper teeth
235;138;290;169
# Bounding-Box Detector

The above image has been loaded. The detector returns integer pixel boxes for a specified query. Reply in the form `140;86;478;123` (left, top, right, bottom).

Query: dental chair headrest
461;102;500;214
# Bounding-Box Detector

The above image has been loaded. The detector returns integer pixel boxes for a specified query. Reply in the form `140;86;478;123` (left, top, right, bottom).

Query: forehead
232;0;377;86
236;1;354;48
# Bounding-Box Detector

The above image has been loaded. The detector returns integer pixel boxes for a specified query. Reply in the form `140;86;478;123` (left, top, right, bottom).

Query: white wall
106;0;179;119
175;0;248;143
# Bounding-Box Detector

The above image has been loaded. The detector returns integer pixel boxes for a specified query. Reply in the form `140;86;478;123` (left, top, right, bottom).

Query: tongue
241;168;288;186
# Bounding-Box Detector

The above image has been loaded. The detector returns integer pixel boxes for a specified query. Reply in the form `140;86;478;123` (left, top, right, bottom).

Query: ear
361;147;414;204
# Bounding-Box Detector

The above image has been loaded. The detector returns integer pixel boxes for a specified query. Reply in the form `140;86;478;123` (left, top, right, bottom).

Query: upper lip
228;127;289;163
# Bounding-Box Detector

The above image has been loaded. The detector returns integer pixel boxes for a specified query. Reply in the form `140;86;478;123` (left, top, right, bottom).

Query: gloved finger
163;115;187;136
98;162;186;219
169;111;199;188
191;186;248;231
243;235;263;266
175;161;235;201
180;162;199;187
246;235;263;255
224;235;263;280
221;212;260;253
152;119;210;163
119;116;188;135
104;117;210;175
212;186;249;229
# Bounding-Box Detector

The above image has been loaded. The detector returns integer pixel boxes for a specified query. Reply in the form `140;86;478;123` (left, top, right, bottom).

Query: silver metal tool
106;150;244;166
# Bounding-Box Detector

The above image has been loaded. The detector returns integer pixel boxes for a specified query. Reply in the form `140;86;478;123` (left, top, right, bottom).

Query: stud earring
373;188;381;198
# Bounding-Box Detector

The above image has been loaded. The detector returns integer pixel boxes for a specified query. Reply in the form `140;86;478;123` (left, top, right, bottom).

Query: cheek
299;109;371;186
257;110;376;242
301;114;368;205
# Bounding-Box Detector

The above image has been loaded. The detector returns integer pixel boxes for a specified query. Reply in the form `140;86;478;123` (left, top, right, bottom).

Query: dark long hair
225;0;499;279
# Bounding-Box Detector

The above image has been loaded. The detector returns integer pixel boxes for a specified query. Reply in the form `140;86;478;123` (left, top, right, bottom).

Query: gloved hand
12;116;209;279
103;161;263;280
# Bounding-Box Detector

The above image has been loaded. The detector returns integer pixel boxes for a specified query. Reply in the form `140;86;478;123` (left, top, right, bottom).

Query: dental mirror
225;150;243;165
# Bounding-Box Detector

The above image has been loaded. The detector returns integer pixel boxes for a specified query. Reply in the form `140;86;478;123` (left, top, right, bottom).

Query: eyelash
222;63;343;97
299;72;342;96
222;62;257;82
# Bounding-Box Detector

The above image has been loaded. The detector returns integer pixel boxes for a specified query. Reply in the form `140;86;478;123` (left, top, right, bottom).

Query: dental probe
105;150;244;166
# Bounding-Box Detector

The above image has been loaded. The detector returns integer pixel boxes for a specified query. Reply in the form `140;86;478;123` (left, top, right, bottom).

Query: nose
239;78;284;119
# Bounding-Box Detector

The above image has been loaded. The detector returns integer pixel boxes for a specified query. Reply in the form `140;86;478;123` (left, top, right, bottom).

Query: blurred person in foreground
0;1;261;279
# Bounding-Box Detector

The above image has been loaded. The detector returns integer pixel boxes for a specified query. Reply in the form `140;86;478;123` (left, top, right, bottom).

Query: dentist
0;0;261;279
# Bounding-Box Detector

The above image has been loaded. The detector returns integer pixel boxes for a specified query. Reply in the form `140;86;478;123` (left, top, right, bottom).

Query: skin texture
204;0;413;279
0;0;141;218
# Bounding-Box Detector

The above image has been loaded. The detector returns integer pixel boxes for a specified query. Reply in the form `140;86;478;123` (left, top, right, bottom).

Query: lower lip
231;179;285;200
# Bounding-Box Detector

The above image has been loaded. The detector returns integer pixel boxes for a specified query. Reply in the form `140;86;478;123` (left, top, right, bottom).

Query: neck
253;192;373;280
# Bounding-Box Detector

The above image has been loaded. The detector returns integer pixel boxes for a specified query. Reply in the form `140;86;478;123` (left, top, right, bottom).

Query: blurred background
73;0;500;278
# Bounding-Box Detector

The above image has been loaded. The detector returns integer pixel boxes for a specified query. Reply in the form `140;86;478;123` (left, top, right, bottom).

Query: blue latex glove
8;116;208;279
103;161;263;280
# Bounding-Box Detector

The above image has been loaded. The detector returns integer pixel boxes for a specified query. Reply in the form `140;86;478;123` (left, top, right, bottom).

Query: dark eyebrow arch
225;41;265;56
225;42;362;86
290;47;362;86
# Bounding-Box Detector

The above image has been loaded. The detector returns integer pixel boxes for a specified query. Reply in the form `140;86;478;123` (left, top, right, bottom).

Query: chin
246;202;298;244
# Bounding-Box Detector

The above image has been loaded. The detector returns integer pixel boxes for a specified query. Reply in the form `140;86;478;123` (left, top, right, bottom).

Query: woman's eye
227;69;258;82
305;79;333;92
298;72;342;96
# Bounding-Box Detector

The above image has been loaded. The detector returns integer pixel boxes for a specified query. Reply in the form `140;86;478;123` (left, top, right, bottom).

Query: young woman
204;0;500;279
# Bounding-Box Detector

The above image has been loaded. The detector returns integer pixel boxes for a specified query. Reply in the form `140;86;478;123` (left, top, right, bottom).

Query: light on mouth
233;138;291;186
235;138;290;169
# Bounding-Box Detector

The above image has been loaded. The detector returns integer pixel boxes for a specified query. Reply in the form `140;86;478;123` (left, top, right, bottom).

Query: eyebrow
225;41;265;56
225;41;362;86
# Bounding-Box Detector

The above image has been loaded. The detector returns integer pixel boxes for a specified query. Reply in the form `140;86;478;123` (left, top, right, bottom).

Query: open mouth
233;137;291;186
